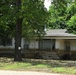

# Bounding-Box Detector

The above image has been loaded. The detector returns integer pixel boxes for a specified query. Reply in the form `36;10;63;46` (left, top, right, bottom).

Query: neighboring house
0;29;76;60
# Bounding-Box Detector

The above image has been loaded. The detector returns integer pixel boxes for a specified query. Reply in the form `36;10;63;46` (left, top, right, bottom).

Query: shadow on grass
0;57;76;68
0;57;76;74
23;58;76;68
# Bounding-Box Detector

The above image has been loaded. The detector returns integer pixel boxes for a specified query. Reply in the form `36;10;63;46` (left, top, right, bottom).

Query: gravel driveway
0;70;66;75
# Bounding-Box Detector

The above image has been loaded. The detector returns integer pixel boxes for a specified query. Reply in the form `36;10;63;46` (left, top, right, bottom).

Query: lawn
0;57;76;75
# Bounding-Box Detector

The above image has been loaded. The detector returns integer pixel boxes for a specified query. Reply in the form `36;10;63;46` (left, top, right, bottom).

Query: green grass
0;57;76;74
0;62;32;70
52;67;76;74
0;62;50;70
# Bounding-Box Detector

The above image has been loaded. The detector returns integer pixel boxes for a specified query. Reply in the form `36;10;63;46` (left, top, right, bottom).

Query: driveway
0;70;66;75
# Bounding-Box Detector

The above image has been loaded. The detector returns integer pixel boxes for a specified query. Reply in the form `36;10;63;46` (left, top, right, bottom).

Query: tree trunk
14;0;22;61
14;18;22;61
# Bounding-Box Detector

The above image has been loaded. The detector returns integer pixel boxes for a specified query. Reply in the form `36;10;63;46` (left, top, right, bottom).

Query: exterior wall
0;38;25;49
55;39;64;50
0;38;76;51
29;40;38;49
70;40;76;51
56;39;76;51
12;38;15;48
55;39;59;49
21;38;25;49
35;40;39;49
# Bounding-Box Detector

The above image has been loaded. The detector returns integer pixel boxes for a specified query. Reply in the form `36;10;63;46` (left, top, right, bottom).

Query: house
0;29;76;60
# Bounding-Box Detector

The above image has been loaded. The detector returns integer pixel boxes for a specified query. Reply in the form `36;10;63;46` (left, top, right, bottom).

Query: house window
24;40;29;49
0;39;2;45
0;38;12;46
6;38;12;46
64;40;70;50
39;39;55;50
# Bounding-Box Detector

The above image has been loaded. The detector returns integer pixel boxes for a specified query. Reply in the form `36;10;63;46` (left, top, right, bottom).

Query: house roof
45;29;76;37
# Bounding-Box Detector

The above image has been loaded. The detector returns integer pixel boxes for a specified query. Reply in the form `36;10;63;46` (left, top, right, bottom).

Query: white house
23;29;76;51
0;29;76;59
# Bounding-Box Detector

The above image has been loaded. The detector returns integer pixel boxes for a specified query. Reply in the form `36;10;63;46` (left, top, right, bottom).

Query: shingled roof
45;29;76;37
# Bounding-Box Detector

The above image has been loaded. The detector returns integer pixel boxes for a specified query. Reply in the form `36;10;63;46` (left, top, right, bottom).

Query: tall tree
66;1;76;34
22;0;48;38
48;0;68;29
48;0;76;31
0;0;49;61
22;0;49;51
14;0;22;61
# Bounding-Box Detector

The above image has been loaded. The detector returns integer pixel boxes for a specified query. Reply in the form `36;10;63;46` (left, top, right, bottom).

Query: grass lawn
0;57;76;75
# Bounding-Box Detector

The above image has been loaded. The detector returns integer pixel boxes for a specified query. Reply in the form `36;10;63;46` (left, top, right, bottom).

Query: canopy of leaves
48;0;67;29
22;0;49;40
0;0;49;41
48;0;76;32
66;1;76;33
0;0;16;38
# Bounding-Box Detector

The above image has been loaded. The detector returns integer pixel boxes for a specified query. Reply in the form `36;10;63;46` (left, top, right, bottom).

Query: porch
22;39;76;60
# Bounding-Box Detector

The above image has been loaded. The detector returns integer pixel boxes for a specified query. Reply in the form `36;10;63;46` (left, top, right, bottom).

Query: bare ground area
0;70;66;75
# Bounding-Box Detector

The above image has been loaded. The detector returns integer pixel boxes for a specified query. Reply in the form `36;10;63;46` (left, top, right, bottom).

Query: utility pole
14;0;22;61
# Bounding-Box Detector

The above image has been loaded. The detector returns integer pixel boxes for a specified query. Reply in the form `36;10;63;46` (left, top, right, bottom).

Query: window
6;38;12;46
24;40;29;49
39;39;55;50
0;38;2;45
64;40;70;50
0;38;12;46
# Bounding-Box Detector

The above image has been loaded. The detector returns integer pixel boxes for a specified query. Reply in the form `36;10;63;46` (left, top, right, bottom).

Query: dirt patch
0;70;66;75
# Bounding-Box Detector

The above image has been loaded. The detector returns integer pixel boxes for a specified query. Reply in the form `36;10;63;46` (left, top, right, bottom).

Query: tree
14;0;22;61
22;0;48;37
0;0;15;46
0;0;22;61
48;0;68;29
22;0;49;50
0;0;49;61
66;1;76;34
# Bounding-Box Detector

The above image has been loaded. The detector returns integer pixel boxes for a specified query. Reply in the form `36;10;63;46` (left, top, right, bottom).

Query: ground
0;57;76;75
0;70;66;75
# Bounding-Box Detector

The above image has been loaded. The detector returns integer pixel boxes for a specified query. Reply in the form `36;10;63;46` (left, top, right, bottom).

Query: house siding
71;40;76;51
56;39;76;51
29;40;38;49
0;38;76;51
56;39;64;50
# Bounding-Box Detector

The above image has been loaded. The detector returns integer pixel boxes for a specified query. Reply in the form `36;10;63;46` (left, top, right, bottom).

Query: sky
44;0;53;10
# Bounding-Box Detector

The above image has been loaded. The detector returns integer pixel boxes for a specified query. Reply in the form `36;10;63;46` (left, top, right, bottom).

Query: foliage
0;0;16;37
0;0;49;43
0;0;76;38
48;0;67;29
22;0;49;40
0;0;49;60
0;0;16;46
66;1;76;34
48;0;76;34
67;14;76;34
